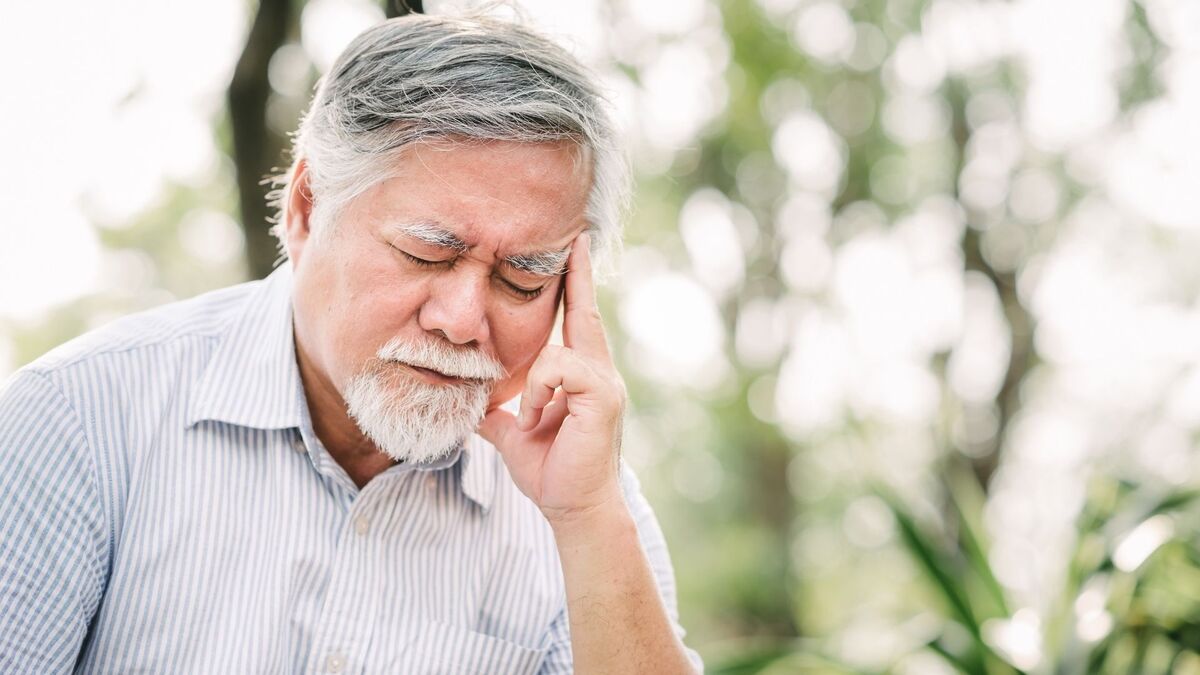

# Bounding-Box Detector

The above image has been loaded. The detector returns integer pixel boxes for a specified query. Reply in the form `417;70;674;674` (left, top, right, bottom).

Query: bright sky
0;0;245;323
0;0;716;323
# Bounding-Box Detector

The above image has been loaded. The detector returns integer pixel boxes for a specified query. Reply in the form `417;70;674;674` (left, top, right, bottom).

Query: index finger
562;232;610;360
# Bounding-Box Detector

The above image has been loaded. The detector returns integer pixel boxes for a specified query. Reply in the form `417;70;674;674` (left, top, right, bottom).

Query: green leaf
1146;489;1200;518
926;636;978;674
709;645;794;675
708;643;876;675
947;468;1011;619
877;489;981;639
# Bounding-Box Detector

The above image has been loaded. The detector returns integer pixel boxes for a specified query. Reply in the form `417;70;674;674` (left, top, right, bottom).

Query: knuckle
530;346;559;374
604;377;626;410
613;389;628;414
603;373;624;398
612;373;627;395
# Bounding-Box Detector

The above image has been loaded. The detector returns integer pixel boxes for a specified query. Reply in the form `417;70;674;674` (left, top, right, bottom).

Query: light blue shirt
0;264;701;674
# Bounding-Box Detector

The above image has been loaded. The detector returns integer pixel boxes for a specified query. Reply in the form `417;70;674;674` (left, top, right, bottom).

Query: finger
517;345;562;431
479;407;545;477
533;388;571;433
518;346;581;430
518;345;564;429
517;345;608;431
478;407;517;450
563;233;611;361
486;389;570;451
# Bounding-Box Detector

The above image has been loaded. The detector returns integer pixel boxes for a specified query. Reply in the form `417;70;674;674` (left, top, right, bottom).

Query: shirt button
293;438;307;453
325;653;346;673
354;515;370;536
426;475;438;491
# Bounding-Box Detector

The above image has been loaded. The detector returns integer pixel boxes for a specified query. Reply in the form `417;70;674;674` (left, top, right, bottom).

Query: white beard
343;336;506;464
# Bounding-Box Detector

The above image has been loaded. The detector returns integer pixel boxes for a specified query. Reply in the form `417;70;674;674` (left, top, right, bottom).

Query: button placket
350;489;380;537
306;517;381;674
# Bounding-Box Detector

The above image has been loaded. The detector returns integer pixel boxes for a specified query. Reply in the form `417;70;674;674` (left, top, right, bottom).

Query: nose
417;268;491;346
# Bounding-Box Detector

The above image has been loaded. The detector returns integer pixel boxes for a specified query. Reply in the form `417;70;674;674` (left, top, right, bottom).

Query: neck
293;330;397;489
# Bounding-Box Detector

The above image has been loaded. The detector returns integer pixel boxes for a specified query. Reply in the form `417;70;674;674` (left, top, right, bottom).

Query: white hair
344;335;506;463
268;10;629;276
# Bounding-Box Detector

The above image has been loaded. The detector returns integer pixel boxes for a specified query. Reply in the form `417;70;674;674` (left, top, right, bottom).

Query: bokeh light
5;0;1200;671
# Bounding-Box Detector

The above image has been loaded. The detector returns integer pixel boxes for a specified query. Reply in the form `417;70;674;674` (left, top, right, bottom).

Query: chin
344;364;493;464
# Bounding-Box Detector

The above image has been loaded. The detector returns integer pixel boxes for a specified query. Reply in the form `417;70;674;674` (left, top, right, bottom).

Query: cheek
332;275;425;369
487;302;558;405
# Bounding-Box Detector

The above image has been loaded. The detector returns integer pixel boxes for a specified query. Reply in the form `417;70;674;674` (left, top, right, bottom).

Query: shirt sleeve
0;369;109;673
537;461;704;674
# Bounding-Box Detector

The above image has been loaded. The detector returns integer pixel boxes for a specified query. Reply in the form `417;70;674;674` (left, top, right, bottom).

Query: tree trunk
229;0;297;279
947;82;1037;493
384;0;422;19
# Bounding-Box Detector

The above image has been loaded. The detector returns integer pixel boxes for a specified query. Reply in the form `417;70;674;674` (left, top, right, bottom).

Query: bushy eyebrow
505;249;570;277
389;220;569;277
391;221;469;252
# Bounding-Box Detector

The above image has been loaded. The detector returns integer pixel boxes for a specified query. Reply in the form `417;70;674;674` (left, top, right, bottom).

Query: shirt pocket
390;619;548;675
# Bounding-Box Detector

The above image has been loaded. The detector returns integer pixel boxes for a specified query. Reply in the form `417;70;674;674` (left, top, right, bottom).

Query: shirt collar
458;435;498;512
186;263;304;430
186;263;497;512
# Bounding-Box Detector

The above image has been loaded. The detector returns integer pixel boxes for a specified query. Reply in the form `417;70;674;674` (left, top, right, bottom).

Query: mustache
374;336;507;382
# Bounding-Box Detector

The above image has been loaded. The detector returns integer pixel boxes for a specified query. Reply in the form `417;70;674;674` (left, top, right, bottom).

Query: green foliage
8;2;1199;674
884;478;1200;674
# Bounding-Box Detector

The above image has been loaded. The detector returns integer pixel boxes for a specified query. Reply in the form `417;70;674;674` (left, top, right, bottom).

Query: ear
283;158;316;265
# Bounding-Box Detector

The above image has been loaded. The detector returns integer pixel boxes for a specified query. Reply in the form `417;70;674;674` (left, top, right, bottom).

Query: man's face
287;139;591;459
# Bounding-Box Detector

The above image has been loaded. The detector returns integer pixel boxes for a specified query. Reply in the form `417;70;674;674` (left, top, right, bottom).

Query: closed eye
397;246;545;300
502;279;546;300
399;250;455;268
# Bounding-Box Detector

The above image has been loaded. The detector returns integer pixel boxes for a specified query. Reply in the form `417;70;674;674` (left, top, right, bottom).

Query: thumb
477;407;518;453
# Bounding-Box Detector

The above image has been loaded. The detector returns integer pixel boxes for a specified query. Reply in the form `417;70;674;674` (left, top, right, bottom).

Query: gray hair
267;11;629;276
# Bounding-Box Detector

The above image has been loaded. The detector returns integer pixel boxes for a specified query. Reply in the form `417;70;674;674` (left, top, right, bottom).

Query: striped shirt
0;263;702;674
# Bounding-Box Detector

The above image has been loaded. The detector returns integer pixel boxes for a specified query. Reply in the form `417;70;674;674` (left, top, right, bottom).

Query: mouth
402;363;472;386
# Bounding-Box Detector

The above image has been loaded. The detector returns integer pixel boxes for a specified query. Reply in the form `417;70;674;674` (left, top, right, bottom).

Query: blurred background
3;0;1200;672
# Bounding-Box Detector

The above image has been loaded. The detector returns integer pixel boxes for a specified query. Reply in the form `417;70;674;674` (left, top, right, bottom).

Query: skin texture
283;139;589;487
282;139;696;673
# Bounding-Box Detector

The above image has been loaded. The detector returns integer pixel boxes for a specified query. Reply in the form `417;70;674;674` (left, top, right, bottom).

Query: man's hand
478;233;627;524
480;235;699;673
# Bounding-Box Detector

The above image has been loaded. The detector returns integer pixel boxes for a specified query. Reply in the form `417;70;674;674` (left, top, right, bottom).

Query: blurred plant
894;476;1197;674
9;0;1200;672
708;472;1200;674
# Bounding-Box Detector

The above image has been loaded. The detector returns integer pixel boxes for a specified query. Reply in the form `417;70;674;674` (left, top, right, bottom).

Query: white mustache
375;336;507;382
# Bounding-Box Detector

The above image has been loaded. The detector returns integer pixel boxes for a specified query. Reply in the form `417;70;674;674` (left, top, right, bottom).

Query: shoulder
0;277;267;463
19;279;260;380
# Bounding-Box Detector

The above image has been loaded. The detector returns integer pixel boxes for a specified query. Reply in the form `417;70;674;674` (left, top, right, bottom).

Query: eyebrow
505;249;570;277
391;221;469;252
390;220;570;277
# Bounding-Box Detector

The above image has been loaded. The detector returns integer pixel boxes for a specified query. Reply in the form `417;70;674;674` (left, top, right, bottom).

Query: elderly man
0;12;702;675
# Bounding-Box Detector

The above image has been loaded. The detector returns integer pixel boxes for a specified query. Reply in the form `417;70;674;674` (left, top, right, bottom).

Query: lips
404;363;467;385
